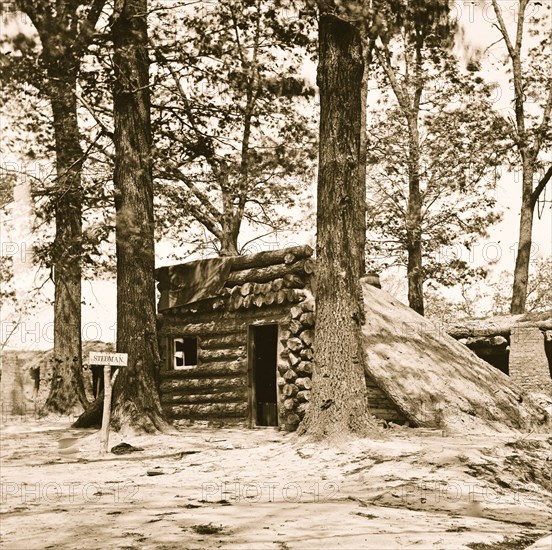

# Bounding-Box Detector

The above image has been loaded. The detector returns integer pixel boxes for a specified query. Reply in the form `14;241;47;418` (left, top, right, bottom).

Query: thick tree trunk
219;223;240;256
511;168;535;314
45;73;88;414
298;12;377;440
111;0;167;431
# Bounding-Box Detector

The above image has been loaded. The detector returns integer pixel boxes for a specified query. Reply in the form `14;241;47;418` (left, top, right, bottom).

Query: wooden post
88;352;127;455
99;367;119;455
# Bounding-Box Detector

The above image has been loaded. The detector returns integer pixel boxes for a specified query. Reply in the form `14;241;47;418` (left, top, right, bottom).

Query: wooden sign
87;351;126;455
89;352;128;366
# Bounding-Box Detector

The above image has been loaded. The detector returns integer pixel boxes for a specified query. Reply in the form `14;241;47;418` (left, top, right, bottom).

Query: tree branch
530;165;552;209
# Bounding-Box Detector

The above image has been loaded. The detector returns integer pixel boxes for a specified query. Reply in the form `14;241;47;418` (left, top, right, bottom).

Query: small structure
446;313;552;396
155;245;405;430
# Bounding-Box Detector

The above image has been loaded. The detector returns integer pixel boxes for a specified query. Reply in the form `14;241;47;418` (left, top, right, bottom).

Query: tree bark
511;166;536;314
406;125;424;316
111;0;167;431
298;11;377;440
45;74;88;413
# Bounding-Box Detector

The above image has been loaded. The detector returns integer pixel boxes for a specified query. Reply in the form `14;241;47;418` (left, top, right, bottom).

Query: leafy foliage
366;58;506;286
365;2;507;309
150;0;318;254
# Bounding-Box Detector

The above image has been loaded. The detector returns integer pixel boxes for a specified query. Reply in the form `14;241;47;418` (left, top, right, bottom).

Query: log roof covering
155;245;315;313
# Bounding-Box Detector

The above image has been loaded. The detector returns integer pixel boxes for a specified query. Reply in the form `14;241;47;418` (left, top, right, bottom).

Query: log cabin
155;245;407;430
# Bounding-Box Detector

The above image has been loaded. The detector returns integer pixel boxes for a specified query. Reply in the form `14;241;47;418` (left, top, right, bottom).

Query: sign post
88;352;128;455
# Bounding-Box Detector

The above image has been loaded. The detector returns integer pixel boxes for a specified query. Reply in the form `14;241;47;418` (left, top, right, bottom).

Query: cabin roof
155;245;315;311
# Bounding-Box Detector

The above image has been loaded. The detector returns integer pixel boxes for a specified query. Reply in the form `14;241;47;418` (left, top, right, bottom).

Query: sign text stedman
88;352;128;366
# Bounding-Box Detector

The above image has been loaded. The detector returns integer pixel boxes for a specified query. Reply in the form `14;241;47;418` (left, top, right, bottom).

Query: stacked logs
277;296;316;430
225;246;315;312
227;279;309;311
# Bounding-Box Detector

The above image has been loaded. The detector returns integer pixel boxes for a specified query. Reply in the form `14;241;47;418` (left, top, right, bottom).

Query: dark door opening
250;324;278;426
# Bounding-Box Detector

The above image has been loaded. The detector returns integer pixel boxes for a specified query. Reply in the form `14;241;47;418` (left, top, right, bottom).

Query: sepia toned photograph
1;1;551;549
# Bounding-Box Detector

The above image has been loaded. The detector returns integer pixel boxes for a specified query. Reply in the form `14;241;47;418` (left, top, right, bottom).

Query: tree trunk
44;73;88;414
511;167;535;314
298;12;377;440
111;0;167;431
219;224;240;256
406;119;424;316
358;43;369;276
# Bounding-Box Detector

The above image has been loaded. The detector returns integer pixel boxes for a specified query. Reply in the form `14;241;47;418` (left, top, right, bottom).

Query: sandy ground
1;417;551;550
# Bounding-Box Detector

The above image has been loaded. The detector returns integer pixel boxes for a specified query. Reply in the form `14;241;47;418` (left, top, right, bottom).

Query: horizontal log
296;361;313;375
445;313;552;339
161;389;248;405
282;383;298;397
226;260;313;286
283;274;305;289
285;289;307;303
159;376;247;393
275;290;287;304
272;278;284;291
159;359;246;379
278;363;291;375
164;401;248;419
295;377;312;390
287;338;302;352
300;312;315;326
200;346;246;362
283;397;297;410
162;296;225;315
303;259;315;274
288;351;301;367
289;320;303;335
229;293;244;311
283;369;297;382
297;390;310;402
159;305;292;333
460;335;508;347
300;330;315;346
284;413;300;426
290;306;303;319
199;332;247;350
229;245;313;271
240;282;253;296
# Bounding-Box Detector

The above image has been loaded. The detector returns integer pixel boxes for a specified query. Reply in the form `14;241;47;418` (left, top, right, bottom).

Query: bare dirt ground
1;416;551;550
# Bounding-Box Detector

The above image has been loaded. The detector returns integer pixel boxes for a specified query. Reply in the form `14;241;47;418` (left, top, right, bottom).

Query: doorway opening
250;324;278;426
